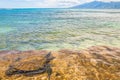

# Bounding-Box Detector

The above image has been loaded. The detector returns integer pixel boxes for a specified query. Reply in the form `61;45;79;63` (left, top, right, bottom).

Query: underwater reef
0;45;119;80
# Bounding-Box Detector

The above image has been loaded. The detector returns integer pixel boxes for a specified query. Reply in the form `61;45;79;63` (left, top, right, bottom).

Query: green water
0;27;15;33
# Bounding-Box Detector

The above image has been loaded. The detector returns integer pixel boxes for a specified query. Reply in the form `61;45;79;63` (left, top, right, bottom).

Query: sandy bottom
0;45;119;80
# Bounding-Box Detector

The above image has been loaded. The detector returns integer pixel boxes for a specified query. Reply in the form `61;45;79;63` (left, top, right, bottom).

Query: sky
0;0;119;8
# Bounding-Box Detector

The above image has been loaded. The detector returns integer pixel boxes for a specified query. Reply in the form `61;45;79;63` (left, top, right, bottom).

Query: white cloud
35;0;95;8
0;0;119;8
25;0;81;8
33;0;120;8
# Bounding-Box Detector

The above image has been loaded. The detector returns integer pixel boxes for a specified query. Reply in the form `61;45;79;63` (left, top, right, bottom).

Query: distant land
72;1;120;9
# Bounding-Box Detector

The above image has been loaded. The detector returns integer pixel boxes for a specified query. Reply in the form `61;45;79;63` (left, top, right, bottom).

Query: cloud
0;0;119;8
34;0;119;8
29;0;80;8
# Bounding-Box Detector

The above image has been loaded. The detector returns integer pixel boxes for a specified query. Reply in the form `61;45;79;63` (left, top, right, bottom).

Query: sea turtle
5;52;55;79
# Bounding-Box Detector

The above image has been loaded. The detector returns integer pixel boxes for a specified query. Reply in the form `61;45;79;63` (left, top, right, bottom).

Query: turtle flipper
45;64;52;80
5;65;18;76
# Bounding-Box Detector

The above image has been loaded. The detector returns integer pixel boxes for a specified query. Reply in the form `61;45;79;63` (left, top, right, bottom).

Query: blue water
0;9;120;51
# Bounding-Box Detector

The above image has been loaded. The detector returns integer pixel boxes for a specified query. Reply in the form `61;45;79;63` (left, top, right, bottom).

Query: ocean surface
0;9;120;51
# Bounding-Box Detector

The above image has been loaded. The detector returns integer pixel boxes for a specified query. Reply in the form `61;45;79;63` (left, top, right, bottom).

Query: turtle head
44;52;55;64
44;52;52;58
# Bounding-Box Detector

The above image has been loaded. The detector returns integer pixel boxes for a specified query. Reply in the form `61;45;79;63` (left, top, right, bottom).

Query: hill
72;1;120;9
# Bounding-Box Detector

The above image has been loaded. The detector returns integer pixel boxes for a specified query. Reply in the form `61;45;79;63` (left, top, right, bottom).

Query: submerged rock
0;46;119;80
5;52;54;80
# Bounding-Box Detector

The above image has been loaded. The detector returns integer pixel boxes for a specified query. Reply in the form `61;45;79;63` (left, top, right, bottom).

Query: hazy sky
0;0;119;8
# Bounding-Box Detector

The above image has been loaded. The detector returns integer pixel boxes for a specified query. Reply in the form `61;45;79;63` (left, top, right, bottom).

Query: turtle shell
11;55;47;71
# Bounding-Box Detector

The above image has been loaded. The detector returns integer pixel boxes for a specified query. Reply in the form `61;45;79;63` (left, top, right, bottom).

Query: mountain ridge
72;1;120;9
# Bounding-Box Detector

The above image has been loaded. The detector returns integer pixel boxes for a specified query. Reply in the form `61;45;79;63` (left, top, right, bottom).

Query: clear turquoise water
0;9;120;51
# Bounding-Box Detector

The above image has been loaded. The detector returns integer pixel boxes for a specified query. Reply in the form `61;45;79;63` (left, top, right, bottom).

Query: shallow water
0;9;120;51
